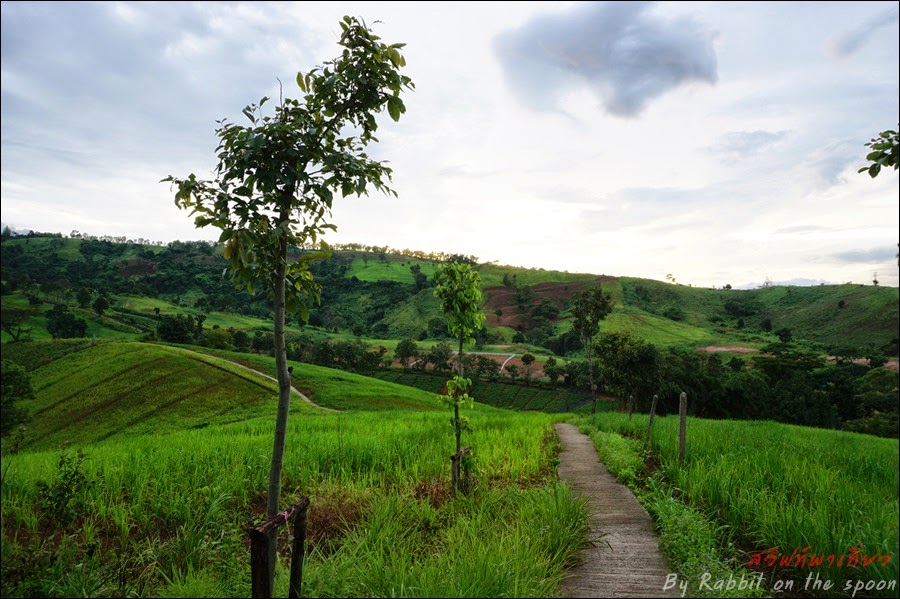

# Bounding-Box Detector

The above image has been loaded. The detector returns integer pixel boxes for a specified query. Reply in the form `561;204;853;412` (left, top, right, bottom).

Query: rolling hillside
1;340;450;452
2;235;897;356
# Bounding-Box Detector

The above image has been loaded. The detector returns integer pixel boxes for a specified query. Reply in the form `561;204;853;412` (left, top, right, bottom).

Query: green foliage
36;450;95;526
1;305;35;342
164;16;413;318
394;337;419;369
594;331;660;408
433;262;487;349
1;360;33;437
157;313;201;344
859;125;899;178
44;303;87;339
92;294;110;316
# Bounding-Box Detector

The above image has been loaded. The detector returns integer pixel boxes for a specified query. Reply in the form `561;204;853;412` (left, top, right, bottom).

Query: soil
698;345;758;354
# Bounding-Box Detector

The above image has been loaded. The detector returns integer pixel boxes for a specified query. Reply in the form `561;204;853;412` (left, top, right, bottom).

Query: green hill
2;234;897;357
2;340;448;453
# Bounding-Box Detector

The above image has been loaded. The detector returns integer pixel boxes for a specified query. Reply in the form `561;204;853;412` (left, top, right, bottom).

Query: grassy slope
616;276;899;352
187;346;461;413
3;341;453;453
379;289;444;339
345;256;438;283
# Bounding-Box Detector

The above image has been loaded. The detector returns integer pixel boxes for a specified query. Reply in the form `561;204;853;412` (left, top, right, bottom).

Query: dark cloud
826;6;900;59
493;1;718;117
832;247;898;264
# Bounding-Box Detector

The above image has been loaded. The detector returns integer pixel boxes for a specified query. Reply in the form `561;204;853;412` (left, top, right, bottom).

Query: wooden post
627;395;634;419
450;446;472;495
646;394;658;442
678;392;687;466
250;497;310;599
249;527;274;598
288;498;310;599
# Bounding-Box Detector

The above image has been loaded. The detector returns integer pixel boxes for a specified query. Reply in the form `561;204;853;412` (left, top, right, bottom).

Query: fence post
678;392;687;466
249;497;310;599
288;498;310;599
249;527;273;599
646;394;658;443
627;395;634;420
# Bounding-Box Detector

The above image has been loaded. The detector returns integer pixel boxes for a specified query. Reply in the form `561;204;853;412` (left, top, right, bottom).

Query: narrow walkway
555;422;677;598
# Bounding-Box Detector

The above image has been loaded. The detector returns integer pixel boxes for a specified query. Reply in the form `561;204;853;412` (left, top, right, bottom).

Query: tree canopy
858;125;899;178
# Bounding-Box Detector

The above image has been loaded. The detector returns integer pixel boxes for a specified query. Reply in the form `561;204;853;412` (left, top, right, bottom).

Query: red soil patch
885;359;899;373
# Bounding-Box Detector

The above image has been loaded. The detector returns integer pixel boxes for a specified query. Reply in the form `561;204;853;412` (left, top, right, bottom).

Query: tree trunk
583;333;596;414
265;219;293;591
452;334;464;491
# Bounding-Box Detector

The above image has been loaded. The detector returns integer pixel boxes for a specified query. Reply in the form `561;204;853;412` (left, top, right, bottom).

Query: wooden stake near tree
433;262;486;494
164;15;413;591
249;497;310;599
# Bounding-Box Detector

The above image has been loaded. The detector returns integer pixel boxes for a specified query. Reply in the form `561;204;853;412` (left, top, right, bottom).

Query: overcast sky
2;1;898;289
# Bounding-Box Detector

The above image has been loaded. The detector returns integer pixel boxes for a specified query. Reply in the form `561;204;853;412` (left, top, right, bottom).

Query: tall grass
584;412;899;594
2;408;587;597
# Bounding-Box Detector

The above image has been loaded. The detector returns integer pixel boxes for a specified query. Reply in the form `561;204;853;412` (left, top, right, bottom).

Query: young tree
433;261;486;493
163;15;413;585
92;294;110;317
394;337;419;370
571;283;614;413
521;352;536;385
1;307;35;343
76;287;92;308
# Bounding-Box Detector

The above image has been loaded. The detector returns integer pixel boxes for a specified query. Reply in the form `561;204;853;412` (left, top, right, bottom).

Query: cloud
826;6;900;59
493;1;718;117
772;225;830;235
832;247;898;264
706;130;790;159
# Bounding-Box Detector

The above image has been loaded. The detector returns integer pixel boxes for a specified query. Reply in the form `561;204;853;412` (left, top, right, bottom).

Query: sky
2;1;899;289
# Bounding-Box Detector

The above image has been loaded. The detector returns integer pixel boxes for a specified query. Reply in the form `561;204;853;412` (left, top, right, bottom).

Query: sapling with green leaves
163;15;413;587
433;261;486;493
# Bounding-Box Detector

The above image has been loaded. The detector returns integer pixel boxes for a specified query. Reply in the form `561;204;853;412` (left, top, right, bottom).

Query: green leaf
296;72;306;92
387;97;402;122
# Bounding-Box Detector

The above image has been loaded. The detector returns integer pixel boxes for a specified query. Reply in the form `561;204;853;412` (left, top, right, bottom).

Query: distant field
345;257;437;283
